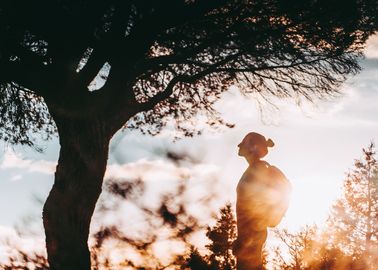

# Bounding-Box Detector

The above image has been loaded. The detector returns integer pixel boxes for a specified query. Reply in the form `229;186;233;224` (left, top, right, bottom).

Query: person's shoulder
267;164;292;189
255;161;284;178
268;165;286;178
255;160;270;169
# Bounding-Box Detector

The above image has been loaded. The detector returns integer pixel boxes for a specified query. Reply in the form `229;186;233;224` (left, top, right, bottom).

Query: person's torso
236;160;291;228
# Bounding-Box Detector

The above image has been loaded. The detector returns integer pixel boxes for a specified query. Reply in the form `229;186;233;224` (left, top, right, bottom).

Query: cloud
106;159;190;181
9;174;22;182
0;226;45;263
0;150;56;175
106;159;219;185
364;34;378;59
0;148;220;187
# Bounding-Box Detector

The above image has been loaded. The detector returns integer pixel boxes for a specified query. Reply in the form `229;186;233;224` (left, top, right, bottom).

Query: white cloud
0;149;56;175
106;159;190;181
0;226;45;264
0;148;220;185
106;158;219;185
0;226;16;238
9;174;22;182
364;34;378;59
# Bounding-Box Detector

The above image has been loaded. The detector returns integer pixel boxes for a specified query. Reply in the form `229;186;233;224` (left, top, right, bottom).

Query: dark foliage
182;204;237;270
205;204;237;270
1;0;377;144
183;248;213;270
0;83;55;148
1;250;49;270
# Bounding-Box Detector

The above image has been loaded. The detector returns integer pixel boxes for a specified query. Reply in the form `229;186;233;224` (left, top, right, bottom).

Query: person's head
238;132;274;162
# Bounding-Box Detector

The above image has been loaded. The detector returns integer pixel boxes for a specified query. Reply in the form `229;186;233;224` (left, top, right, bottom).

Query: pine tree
183;248;212;270
184;204;237;270
206;204;237;270
328;143;378;265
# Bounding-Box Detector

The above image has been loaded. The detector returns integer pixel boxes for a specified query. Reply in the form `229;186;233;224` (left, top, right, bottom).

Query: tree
183;204;237;270
206;204;237;270
272;226;358;270
273;226;319;270
327;143;378;266
0;1;377;269
183;248;213;270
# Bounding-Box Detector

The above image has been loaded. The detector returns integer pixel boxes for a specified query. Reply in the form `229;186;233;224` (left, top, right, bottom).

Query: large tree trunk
43;118;111;270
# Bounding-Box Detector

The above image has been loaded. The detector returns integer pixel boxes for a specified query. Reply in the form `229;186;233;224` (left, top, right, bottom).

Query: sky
0;35;377;258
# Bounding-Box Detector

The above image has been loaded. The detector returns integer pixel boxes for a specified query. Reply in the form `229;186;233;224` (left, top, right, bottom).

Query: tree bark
43;117;111;270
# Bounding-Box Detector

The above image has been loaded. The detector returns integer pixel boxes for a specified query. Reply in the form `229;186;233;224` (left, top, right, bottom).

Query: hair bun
266;138;275;148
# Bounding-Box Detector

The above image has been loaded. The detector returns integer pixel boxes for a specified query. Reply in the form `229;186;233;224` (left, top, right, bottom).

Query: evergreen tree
328;143;378;265
206;204;237;270
183;248;213;270
184;204;237;270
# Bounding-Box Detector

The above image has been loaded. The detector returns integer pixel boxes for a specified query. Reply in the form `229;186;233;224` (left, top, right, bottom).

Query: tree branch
0;59;51;97
135;75;184;112
75;47;108;89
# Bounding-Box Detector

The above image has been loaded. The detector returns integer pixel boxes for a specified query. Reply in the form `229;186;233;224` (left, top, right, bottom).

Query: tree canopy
328;143;378;259
1;0;376;145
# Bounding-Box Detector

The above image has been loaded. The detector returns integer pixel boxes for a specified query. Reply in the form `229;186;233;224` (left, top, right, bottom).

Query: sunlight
281;175;343;231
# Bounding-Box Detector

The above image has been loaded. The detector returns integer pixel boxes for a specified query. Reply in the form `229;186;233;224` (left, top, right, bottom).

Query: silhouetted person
233;132;291;270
